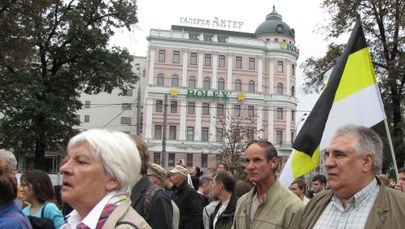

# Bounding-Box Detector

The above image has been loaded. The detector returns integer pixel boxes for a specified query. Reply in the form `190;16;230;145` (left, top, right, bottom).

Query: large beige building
141;6;300;171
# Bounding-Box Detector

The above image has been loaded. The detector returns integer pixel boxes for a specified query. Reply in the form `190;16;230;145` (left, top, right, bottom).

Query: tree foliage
0;0;139;170
300;0;405;170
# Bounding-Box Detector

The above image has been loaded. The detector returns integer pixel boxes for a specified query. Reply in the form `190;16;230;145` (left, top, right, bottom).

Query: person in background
190;166;202;190
233;140;303;228
216;163;228;172
21;169;64;229
289;179;310;205
170;165;203;229
130;135;174;229
395;167;405;192
0;149;23;208
0;161;32;228
377;174;390;186
60;129;150;229
294;124;405;228
312;174;327;195
197;177;212;208
209;171;237;229
146;162;180;229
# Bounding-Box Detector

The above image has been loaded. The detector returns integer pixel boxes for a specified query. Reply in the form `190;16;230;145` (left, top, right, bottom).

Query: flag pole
383;119;399;181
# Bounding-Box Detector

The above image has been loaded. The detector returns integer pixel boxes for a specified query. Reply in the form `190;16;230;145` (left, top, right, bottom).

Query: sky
110;0;331;120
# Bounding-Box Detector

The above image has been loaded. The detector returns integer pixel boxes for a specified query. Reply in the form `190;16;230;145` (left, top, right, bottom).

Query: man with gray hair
295;124;405;228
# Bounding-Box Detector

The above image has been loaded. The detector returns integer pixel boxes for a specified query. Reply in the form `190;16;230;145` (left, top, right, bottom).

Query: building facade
142;6;300;172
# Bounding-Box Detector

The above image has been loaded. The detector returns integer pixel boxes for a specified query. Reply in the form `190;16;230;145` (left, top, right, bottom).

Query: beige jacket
232;179;303;229
103;199;151;229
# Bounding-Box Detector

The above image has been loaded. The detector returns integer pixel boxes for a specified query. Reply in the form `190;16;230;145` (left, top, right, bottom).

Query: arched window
171;75;179;87
189;76;196;88
218;78;225;90
157;73;164;86
248;80;255;93
277;83;283;95
235;79;242;91
203;77;211;90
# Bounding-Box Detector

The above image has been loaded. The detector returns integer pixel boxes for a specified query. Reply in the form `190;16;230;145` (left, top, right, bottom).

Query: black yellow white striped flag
280;19;386;186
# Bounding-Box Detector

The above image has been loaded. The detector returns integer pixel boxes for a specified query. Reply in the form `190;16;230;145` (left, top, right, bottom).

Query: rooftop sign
179;17;243;30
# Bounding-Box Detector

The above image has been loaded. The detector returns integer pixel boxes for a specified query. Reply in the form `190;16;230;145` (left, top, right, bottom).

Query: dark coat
172;179;203;229
130;175;173;229
209;194;238;229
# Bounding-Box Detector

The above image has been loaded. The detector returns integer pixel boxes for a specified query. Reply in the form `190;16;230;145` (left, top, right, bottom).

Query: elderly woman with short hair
60;129;151;229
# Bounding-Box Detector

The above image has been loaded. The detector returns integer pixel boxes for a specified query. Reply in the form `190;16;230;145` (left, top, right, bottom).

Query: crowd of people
1;124;405;228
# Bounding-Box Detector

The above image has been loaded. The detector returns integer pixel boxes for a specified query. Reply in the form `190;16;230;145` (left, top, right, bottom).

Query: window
186;154;193;167
169;126;176;140
156;100;163;112
157;73;164;86
247;129;254;141
154;125;162;139
216;128;223;142
153;152;161;165
236;56;242;68
84;115;90;123
189;76;196;88
205;54;211;66
159;50;165;62
171;75;179;87
292;64;295;75
291;86;295;97
121;117;131;124
75;114;80;122
292;110;295;121
187;127;194;140
203;77;211;90
218;78;225;90
219;55;225;67
173;51;180;63
188;102;195;114
277;108;283;119
234;105;241;117
85;100;91;108
249;57;255;70
168;153;175;167
276;131;283;144
277;83;283;95
235;79;242;91
217;104;224;116
123;89;133;96
248;80;255;93
202;127;209;141
122;103;131;110
202;103;210;115
277;61;283;73
201;154;208;168
171;101;177;113
190;52;197;65
248;106;254;117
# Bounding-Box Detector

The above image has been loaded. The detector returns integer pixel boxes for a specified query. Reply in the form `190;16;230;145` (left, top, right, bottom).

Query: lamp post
296;113;308;133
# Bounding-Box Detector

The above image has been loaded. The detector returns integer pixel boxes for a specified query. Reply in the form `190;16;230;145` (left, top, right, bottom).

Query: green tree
0;0;139;170
300;0;405;170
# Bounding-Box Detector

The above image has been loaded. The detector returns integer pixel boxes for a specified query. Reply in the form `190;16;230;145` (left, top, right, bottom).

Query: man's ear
363;154;373;172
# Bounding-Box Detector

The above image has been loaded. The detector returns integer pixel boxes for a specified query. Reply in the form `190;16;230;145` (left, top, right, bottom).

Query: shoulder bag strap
41;202;48;218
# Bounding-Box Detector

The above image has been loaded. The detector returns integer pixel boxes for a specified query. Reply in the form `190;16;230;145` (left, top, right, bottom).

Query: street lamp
296;113;308;132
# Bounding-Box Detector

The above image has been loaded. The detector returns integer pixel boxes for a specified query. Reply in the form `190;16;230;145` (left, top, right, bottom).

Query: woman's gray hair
0;149;17;170
67;129;141;193
333;124;383;174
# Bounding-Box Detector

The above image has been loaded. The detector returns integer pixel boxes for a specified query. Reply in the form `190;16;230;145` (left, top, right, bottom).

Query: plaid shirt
313;178;379;229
